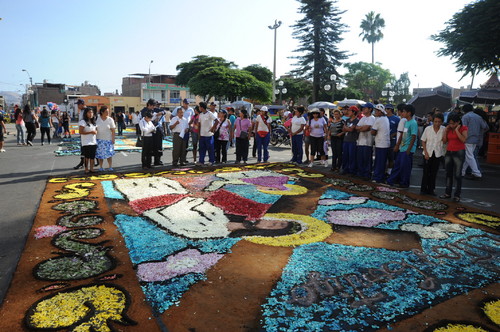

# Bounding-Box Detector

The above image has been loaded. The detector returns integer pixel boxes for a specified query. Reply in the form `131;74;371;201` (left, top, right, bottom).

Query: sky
0;0;490;95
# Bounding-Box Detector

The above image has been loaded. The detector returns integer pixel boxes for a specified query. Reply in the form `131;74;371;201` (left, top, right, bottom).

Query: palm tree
359;11;385;64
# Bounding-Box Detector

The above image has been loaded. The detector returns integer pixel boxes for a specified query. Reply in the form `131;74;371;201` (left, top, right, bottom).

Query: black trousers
142;136;154;168
420;153;442;194
215;139;228;163
25;122;36;143
236;137;249;162
252;135;257;157
152;129;163;163
330;137;343;169
40;127;51;144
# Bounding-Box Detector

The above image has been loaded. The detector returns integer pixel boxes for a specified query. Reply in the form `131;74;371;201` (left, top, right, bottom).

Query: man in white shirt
131;111;140;138
163;108;172;136
209;102;218;115
139;112;156;169
355;102;376;180
198;102;217;165
371;104;390;183
74;99;87;169
169;108;189;166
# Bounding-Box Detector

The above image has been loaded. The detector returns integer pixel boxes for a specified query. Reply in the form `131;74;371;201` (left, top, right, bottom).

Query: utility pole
268;20;282;103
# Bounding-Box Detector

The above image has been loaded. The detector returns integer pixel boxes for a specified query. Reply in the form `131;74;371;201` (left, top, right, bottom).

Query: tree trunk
312;25;321;102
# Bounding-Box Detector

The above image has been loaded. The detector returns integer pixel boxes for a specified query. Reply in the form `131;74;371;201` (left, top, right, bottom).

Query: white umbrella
307;101;337;110
336;99;366;107
228;100;252;109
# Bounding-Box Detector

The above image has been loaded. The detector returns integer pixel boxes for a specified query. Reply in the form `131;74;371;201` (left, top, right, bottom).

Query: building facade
122;74;197;108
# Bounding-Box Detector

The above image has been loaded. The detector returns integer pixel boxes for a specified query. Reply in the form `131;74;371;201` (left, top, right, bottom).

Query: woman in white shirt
420;112;446;195
139;112;156;169
253;106;271;163
96;106;116;172
169;108;189;166
78;108;98;174
306;109;328;167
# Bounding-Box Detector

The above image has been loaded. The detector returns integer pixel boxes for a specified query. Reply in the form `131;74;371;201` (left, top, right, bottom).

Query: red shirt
446;125;468;151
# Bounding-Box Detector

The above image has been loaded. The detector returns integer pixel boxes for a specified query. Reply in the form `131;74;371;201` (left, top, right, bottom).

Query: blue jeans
356;145;373;178
373;147;389;182
15;124;24;144
445;149;465;197
256;133;270;162
291;134;303;164
387;151;413;186
342;141;357;174
199;136;215;164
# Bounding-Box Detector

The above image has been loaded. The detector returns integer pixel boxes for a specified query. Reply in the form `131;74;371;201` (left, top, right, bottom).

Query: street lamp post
274;80;287;105
381;83;395;103
148;60;153;100
324;74;341;102
22;69;34;106
268;19;282;103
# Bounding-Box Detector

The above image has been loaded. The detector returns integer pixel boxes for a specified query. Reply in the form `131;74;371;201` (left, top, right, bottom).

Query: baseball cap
261;106;269;112
209;102;217;106
362;102;374;109
310;108;320;114
348;105;359;113
76;99;85;105
385;104;394;110
375;104;386;114
182;98;189;104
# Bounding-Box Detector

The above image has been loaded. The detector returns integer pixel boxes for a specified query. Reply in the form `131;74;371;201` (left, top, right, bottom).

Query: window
170;90;180;99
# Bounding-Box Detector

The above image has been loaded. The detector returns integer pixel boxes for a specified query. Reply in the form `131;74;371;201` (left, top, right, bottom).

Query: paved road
0;122;499;305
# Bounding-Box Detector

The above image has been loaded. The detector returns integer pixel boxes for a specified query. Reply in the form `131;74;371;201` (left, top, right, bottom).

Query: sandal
439;194;451;199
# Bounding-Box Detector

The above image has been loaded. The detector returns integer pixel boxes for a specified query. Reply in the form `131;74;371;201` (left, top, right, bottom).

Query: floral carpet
54;136;174;156
0;163;498;331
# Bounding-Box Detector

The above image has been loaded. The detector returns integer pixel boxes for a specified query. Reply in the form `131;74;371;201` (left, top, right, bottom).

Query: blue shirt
39;116;51;128
461;111;488;145
400;119;418;153
387;115;400;140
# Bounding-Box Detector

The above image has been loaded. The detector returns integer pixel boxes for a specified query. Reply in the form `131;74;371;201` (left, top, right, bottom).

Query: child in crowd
386;104;418;188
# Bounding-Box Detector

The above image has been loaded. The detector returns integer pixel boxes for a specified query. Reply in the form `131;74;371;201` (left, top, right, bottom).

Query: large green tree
431;0;500;80
343;62;393;101
359;11;385;64
175;55;235;86
290;0;348;102
242;64;273;83
188;67;271;103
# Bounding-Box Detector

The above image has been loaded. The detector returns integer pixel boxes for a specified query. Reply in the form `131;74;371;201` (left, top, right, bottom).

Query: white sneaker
0;149;5;152
308;162;313;167
323;161;329;168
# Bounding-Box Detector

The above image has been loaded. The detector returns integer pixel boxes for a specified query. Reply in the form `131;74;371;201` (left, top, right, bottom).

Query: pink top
15;112;24;125
235;118;252;137
190;114;200;134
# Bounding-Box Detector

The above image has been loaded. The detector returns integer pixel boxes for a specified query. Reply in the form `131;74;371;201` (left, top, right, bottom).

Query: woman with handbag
253;106;271;163
234;109;251;164
214;110;230;164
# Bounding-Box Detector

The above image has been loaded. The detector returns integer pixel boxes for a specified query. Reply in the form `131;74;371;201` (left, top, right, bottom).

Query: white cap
261;106;269;112
375;104;386;114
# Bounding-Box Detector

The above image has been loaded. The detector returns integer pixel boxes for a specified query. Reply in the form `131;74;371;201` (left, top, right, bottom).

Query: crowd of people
0;98;492;201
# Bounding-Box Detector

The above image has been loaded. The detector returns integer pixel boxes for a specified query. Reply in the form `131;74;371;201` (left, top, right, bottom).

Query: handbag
238;119;248;139
35;121;39;129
